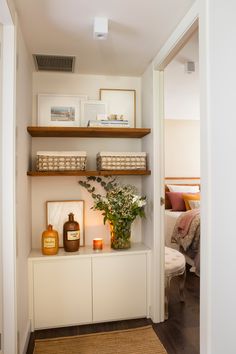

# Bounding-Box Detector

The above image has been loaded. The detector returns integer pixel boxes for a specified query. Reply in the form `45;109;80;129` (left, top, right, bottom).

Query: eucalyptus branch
79;176;146;225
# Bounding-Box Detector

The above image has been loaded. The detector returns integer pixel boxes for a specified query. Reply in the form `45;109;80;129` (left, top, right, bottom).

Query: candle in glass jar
93;238;103;250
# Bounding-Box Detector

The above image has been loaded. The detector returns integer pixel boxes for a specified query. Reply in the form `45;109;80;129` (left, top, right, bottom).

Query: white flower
101;197;108;203
138;199;146;207
132;195;139;203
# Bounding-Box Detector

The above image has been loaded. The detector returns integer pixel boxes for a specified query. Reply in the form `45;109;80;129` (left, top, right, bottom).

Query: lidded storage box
97;152;147;170
36;151;87;171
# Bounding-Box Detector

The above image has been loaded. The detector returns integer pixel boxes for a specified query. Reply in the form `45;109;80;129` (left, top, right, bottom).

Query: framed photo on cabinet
99;89;136;127
37;94;88;127
46;200;85;247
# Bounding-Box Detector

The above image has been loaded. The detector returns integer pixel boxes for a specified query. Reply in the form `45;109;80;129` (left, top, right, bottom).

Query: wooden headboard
165;177;200;209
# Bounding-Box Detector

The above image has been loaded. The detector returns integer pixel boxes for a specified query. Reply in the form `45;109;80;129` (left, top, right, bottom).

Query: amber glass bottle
63;213;80;252
42;224;59;255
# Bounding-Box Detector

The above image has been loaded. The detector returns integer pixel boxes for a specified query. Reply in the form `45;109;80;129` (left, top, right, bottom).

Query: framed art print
80;100;108;126
99;89;136;127
38;94;88;127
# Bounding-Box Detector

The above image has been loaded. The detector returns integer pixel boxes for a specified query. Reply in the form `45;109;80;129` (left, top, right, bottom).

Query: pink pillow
166;192;186;211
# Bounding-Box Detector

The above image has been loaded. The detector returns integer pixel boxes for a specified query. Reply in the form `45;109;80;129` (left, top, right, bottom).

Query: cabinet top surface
28;243;151;260
27;126;151;138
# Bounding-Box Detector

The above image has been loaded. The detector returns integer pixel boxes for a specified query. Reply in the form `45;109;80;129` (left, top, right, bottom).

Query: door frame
151;2;199;322
0;0;17;353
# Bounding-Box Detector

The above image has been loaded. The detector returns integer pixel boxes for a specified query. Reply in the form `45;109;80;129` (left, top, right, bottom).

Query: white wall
31;73;143;248
1;7;17;352
16;25;33;354
164;119;200;177
0;22;3;347
32;72;141;126
200;1;236;353
164;34;199;120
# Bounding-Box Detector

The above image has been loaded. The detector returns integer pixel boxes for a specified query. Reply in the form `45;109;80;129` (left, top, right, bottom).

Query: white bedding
164;210;183;249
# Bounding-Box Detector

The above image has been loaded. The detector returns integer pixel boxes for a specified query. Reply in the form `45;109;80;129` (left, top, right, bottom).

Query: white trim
1;12;17;354
151;2;199;323
0;22;3;354
199;1;211;353
19;320;31;354
0;0;12;24
150;70;165;322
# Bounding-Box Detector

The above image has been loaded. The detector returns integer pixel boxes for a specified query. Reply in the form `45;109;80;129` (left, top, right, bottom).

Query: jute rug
33;325;167;354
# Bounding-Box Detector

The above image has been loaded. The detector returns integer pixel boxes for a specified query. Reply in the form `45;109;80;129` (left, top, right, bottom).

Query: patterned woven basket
97;152;147;170
36;151;87;171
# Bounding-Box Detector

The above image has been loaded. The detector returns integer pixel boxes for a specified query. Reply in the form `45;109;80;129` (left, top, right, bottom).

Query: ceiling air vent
33;54;76;72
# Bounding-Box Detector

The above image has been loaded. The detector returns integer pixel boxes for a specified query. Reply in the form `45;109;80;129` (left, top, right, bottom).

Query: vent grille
33;54;75;72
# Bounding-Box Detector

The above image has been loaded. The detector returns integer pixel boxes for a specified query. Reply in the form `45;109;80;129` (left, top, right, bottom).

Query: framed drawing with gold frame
99;88;136;127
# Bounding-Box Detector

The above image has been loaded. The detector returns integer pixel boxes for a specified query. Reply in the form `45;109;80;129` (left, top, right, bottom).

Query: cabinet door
33;258;92;329
92;254;147;322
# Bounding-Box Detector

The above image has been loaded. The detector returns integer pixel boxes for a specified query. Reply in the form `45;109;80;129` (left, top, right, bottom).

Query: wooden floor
27;267;199;354
154;267;200;354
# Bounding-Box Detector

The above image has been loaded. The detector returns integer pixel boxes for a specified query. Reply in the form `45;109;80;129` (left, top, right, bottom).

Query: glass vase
110;222;131;249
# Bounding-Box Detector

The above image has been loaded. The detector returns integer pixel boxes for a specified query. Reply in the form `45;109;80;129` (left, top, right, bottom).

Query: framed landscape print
38;94;88;127
46;200;85;247
99;89;136;127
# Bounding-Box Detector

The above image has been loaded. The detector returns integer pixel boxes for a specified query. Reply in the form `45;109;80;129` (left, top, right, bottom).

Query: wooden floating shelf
27;126;151;138
27;170;151;177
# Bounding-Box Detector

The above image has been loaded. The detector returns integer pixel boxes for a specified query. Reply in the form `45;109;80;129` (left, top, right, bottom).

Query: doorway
162;30;200;353
163;30;200;257
150;3;199;322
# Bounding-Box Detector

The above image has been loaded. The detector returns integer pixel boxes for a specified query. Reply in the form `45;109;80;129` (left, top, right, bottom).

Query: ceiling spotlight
94;17;108;40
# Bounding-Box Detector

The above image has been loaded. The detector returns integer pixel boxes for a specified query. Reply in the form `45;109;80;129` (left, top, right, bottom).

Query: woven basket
36;151;87;171
97;152;147;170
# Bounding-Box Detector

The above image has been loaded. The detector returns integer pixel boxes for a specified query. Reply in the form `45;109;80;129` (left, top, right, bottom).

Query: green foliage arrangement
79;176;146;248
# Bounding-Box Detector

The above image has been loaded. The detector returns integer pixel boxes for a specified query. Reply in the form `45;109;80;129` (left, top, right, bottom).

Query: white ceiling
14;0;195;76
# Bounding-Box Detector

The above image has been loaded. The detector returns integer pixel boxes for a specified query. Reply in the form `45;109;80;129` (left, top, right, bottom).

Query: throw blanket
171;209;200;275
177;209;200;237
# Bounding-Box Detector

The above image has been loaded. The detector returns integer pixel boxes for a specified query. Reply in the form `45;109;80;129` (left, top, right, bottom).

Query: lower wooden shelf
27;170;151;176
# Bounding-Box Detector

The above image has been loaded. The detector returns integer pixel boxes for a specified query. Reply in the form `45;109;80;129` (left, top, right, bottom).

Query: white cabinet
30;257;92;329
92;254;147;322
28;245;150;329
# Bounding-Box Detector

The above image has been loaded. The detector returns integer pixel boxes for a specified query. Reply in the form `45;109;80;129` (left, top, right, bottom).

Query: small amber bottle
63;213;80;252
42;224;59;255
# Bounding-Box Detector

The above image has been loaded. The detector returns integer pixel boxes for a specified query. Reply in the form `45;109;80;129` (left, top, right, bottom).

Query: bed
164;180;200;275
164;209;183;250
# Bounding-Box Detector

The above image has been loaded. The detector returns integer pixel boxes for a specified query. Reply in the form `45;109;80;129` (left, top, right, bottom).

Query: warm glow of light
93;238;103;250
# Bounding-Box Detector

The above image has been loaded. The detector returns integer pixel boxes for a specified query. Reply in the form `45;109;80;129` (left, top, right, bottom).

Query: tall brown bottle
63;213;80;252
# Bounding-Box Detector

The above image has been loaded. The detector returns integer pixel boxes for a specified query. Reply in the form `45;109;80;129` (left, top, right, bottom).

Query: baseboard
20;320;31;354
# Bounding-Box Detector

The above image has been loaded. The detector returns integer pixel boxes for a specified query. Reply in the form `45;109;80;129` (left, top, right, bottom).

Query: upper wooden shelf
27;126;151;138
